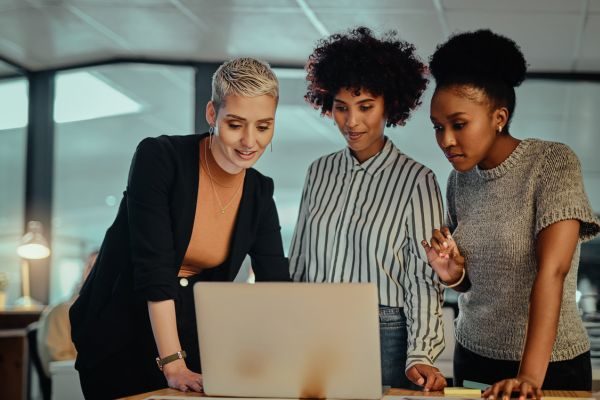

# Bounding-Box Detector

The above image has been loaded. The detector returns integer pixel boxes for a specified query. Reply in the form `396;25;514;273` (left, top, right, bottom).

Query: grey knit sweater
447;138;600;361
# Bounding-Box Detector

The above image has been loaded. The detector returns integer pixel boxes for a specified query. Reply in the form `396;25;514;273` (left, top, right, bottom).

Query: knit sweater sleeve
535;143;600;241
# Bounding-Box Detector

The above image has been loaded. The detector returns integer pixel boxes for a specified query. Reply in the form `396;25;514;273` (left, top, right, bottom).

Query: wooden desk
0;307;44;400
0;307;44;329
122;387;595;399
386;388;594;397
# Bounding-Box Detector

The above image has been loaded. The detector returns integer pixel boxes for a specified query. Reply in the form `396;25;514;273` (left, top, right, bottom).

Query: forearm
148;300;183;358
518;272;565;386
148;300;203;390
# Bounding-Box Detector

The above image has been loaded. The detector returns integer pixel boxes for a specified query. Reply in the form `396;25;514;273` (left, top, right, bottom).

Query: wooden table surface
121;387;595;399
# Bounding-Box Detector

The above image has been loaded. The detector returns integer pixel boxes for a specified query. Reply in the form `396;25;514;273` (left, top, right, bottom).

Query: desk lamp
15;221;50;307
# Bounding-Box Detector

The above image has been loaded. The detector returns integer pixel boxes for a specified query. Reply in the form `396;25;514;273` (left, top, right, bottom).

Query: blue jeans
379;306;412;389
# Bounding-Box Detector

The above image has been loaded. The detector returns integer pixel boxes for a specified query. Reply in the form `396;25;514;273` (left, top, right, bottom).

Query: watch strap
156;350;187;371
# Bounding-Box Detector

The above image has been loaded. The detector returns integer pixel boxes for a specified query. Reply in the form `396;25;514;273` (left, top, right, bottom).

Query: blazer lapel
177;134;203;267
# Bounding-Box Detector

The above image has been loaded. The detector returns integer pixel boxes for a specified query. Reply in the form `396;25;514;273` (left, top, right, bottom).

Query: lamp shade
17;221;50;259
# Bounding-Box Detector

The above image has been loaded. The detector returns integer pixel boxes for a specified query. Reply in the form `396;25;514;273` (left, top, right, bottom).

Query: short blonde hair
212;57;279;110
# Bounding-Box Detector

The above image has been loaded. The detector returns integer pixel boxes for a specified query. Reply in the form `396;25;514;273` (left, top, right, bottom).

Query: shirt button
179;278;189;287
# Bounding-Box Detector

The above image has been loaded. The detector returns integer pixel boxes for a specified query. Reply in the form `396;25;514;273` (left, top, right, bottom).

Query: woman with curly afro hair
423;29;600;396
289;27;447;391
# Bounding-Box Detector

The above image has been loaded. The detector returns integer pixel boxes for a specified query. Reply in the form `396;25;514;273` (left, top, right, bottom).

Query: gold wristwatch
156;350;187;371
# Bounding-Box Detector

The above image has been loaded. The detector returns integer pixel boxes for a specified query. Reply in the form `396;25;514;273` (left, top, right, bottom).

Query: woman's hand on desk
163;359;203;393
483;376;542;400
406;364;447;391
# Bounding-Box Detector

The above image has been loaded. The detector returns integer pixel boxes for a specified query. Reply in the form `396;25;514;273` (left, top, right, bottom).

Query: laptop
194;282;382;399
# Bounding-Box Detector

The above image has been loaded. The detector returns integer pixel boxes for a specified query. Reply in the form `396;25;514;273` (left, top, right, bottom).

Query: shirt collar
343;136;399;176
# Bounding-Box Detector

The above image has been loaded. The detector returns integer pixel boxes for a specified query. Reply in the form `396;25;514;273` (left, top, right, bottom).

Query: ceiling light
54;71;142;123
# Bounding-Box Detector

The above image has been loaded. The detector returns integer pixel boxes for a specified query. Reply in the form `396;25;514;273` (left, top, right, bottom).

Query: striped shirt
289;138;445;369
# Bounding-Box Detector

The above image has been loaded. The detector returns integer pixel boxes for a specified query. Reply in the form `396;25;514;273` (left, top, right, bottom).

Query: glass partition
0;61;27;306
50;63;194;303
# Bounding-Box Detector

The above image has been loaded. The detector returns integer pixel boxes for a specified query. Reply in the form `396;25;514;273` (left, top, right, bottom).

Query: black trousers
453;342;592;390
78;275;203;399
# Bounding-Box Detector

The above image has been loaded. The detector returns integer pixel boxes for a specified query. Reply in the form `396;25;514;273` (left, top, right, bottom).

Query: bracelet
156;350;186;371
440;268;466;289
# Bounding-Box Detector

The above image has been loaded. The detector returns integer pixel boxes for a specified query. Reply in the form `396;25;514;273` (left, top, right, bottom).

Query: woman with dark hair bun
423;29;600;397
290;27;447;391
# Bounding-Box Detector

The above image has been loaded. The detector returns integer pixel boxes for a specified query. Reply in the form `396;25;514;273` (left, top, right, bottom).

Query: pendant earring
270;141;273;152
497;125;503;133
209;125;214;148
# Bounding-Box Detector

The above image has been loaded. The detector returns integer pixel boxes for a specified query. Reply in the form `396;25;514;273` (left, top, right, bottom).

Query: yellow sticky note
543;398;595;400
444;386;482;397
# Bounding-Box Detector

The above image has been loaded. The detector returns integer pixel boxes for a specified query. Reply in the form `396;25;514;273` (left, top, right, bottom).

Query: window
0;76;27;305
50;64;194;303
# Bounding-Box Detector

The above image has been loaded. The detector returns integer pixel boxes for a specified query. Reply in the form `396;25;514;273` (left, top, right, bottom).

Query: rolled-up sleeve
401;172;445;370
127;137;178;301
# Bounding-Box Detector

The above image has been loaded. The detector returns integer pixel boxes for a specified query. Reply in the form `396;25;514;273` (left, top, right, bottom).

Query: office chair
26;322;52;400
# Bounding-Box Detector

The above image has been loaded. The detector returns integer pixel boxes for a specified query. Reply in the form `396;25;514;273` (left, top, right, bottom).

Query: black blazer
70;133;289;369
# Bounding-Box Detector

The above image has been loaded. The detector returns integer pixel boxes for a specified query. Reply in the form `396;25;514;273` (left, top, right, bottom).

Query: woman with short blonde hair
71;57;289;399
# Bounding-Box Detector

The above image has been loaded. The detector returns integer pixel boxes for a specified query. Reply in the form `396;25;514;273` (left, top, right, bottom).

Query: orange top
178;138;246;277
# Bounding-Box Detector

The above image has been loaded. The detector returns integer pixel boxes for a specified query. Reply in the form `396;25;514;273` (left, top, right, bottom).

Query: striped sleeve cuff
405;354;435;371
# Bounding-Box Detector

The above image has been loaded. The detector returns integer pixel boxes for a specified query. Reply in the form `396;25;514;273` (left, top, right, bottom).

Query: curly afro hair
305;26;427;127
429;29;527;129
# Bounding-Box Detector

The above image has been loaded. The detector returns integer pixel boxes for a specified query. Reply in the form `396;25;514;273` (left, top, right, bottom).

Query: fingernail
418;378;424;385
424;388;429;392
447;234;453;240
443;241;448;248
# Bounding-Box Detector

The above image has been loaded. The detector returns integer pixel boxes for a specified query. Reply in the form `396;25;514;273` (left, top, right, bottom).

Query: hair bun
430;29;527;88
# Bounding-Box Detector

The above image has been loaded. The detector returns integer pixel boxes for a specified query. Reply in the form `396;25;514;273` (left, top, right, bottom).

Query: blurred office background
0;1;599;394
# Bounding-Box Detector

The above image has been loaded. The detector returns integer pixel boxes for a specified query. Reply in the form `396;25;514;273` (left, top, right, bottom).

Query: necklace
203;140;244;214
